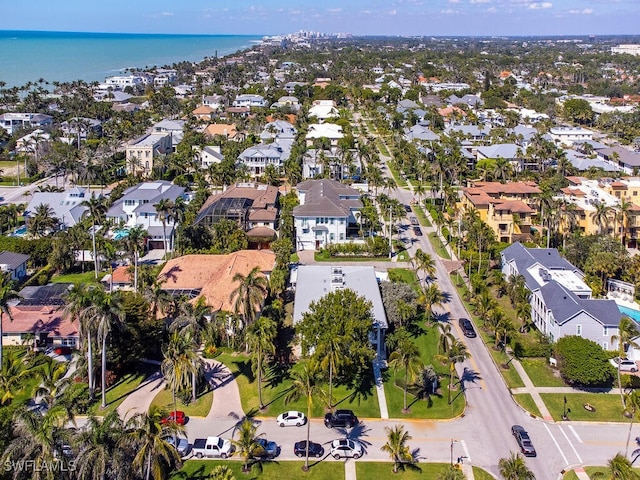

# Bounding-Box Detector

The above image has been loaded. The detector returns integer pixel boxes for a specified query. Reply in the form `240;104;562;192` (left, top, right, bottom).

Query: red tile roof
3;305;78;338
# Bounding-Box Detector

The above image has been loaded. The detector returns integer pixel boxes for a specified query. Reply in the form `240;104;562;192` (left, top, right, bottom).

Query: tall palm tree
414;249;437;284
154;198;175;259
612;317;640;408
388;336;422;412
624;391;640;457
0;272;19;369
284;363;325;471
229;266;269;330
75;411;129;480
122;225;148;293
81;193;107;279
592;453;640;480
591;201;614;236
315;335;346;409
418;283;446;326
90;289;126;409
498;451;536;480
161;330;197;417
232;418;261;473
435;339;470;405
125;404;184;480
381;424;415;473
246;316;277;410
28;203;58;238
33;355;70;409
437;322;455;354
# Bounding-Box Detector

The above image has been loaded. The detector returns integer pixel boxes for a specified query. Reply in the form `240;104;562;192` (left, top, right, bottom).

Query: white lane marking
558;425;583;464
460;440;472;463
568;425;583;444
543;423;569;465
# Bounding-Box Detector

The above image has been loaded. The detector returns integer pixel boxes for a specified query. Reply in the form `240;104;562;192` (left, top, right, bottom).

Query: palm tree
209;465;236;480
315;335;346;409
246;316;277;410
154;198;175;259
388;336;422;412
28;203;58;238
81;193;107;279
126;404;185;480
624;390;640;457
33;355;70;409
381;424;415;473
161;330;197;417
591;201;614;236
144;278;173;319
229;266;269;330
612;316;640;408
0;350;36;405
414;249;437;284
232;418;261;473
91;289;126;408
435;339;470;405
0;272;19;369
122;225;148;293
592;453;640;480
437;322;455;354
284;363;325;471
498;451;535;480
418;283;446;326
63;283;96;399
75;411;129;480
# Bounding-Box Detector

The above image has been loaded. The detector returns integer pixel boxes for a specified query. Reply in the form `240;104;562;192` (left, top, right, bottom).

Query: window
330;233;335;240
603;327;608;337
576;324;582;336
634;191;638;197
602;342;608;350
339;233;344;240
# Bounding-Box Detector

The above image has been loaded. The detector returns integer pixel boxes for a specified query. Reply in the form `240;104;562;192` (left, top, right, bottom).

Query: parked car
277;410;306;427
161;411;186;425
294;440;325;458
255;438;279;459
192;436;233;459
404;204;412;213
330;439;363;459
324;409;358;428
458;318;477;338
511;425;536;457
410;216;419;225
167;436;191;457
610;358;638;372
54;346;72;356
413;226;422;236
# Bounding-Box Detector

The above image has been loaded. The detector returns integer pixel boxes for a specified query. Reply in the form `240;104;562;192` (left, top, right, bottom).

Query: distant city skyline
3;0;639;37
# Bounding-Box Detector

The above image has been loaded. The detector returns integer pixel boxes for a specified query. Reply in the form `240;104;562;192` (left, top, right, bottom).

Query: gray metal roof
292;265;388;330
293;179;362;218
501;242;578;290
0;251;30;270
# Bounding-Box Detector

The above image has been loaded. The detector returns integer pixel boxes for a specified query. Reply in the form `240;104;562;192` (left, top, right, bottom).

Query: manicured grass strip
520;358;566;387
386;163;407;187
428;232;451;259
387;268;420;291
413;205;432;227
449;272;525;389
473;466;496;480
358;462;466;479
540;393;627;422
375;139;391;157
51;271;104;285
150;386;213;417
314;250;390;262
173;460;345;479
89;367;154;415
216;354;381;419
513;393;542;418
585;466;640;478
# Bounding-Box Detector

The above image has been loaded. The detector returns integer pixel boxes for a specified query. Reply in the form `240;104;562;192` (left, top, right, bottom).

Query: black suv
458;318;477;338
324;409;358;428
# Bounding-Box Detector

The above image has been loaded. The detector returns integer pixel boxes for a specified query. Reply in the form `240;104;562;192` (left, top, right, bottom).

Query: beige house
125;133;173;176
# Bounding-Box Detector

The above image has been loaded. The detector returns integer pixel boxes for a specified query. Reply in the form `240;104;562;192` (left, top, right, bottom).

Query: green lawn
513;393;542;418
216;353;381;419
51;270;104;285
584;466;640;478
383;324;466;419
172;460;345;479
358;462;467;479
540;393;628;422
150;386;213;417
563;471;580;480
88;366;156;416
413;205;432;227
520;358;566;387
387;268;420;292
473;466;496;480
428;233;451;260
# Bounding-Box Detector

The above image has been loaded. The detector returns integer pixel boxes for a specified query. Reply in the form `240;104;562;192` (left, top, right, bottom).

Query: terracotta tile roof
561;187;586;197
158;251;276;312
204;123;238;138
610;181;627;188
266;114;297;124
566;176;585;186
492;200;534;214
468;181;542;195
248;208;278;221
463;190;492;206
111;266;132;284
3;305;79;337
438;106;466;117
246;226;277;238
192;105;215;115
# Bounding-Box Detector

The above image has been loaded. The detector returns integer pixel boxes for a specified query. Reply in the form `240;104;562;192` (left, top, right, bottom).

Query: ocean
0;30;263;89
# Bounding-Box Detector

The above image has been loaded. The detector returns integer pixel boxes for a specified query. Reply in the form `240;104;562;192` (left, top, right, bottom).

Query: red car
53;346;72;356
161;411;186;425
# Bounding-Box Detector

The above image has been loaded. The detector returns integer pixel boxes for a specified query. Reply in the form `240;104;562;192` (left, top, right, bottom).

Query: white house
308;100;339;122
237;141;291;177
0;113;53;136
196;145;224;169
105;75;146;89
305;123;344;147
25;187;89;229
292;179;362;250
233;94;267;108
548;127;594;146
501;242;622;349
106;181;186;251
0;251;30;280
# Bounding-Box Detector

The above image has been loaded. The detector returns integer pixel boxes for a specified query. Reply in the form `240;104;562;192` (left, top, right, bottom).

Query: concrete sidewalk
509;358;554;421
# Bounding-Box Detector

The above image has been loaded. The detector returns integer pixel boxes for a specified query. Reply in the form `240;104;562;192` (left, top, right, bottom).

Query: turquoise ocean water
0;30;263;88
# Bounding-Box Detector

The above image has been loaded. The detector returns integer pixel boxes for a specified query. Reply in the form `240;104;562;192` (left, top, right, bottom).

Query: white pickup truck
191;436;233;459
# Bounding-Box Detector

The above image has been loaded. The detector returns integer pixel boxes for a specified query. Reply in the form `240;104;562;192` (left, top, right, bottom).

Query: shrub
554;335;615;387
512;335;553;358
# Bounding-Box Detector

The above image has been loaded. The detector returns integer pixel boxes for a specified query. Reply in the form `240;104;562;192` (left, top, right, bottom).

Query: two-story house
125;133;173;176
106;181;186;251
233;94;267;108
0;113;53;136
25;187;89;229
293;179;362;250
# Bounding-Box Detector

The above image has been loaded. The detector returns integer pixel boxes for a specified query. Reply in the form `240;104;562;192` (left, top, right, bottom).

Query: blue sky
3;0;638;36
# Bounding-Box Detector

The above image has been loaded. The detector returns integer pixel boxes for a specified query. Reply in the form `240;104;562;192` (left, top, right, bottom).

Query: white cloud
327;8;343;13
487;6;498;12
389;9;398;15
448;0;461;3
160;12;173;17
471;0;490;3
440;8;459;14
528;2;552;9
568;8;594;14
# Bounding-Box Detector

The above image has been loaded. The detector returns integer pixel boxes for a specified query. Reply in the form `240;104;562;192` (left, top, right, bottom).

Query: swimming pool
113;230;129;241
10;225;27;237
619;305;640;322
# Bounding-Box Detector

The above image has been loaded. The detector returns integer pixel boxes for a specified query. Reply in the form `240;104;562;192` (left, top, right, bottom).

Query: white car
277;410;307;427
330;439;363;459
611;358;638;372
